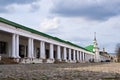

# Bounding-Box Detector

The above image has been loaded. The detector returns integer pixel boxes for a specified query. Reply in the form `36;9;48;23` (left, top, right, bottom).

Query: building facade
0;17;97;63
99;48;111;62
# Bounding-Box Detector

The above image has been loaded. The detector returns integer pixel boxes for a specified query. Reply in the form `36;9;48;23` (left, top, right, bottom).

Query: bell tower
93;32;100;62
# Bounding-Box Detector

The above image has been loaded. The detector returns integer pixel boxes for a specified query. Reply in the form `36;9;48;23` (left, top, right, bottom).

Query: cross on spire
94;32;96;41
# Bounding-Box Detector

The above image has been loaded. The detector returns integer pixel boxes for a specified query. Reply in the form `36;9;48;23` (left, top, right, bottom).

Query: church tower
93;32;100;62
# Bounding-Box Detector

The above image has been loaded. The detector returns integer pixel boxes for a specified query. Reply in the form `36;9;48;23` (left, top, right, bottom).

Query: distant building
99;48;111;62
109;53;118;62
85;33;111;62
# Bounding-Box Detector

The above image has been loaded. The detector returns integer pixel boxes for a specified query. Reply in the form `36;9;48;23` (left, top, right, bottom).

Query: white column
31;38;34;58
63;47;67;61
68;49;71;61
16;34;20;58
49;43;54;59
81;52;83;61
73;50;76;61
34;45;36;58
85;54;87;61
12;33;16;58
88;54;90;61
40;41;45;59
12;34;20;58
83;52;85;61
77;51;79;61
57;45;61;60
79;52;81;61
86;54;88;61
79;51;82;61
24;46;27;58
28;38;32;58
85;53;86;61
88;54;89;61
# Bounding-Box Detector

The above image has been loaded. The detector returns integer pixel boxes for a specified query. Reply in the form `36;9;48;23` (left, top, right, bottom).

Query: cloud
0;0;37;6
0;0;39;13
0;0;119;54
0;7;8;13
29;2;41;12
39;17;60;32
51;0;120;21
43;16;120;53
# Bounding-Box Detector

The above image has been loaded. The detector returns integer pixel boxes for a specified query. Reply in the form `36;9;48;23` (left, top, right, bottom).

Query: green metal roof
0;17;92;52
85;45;94;52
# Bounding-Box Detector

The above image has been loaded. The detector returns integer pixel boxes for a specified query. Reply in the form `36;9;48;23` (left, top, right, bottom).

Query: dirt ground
0;62;120;80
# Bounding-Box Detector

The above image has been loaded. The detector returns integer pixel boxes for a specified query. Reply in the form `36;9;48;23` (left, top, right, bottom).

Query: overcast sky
0;0;120;54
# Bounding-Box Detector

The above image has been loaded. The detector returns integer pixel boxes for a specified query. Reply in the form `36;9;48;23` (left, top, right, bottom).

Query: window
0;41;7;54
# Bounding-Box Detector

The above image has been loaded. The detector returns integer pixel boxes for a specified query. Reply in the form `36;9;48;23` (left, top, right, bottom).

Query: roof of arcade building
0;17;94;53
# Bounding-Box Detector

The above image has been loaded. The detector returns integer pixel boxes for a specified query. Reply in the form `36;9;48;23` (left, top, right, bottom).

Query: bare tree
116;43;120;62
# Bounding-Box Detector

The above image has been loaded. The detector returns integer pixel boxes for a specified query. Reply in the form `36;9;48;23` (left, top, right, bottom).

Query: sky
0;0;120;54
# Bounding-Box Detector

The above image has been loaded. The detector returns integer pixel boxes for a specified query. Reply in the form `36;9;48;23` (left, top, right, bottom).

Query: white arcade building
0;17;100;63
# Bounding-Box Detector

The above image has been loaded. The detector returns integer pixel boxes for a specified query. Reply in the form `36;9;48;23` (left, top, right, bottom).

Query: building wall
0;22;95;63
0;22;94;55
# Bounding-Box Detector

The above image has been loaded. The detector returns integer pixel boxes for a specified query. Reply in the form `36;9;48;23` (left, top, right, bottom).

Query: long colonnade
0;17;95;63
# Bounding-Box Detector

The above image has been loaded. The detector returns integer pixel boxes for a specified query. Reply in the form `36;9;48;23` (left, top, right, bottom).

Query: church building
0;17;103;63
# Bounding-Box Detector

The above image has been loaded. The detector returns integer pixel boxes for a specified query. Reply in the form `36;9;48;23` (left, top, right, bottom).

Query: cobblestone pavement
0;62;120;80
